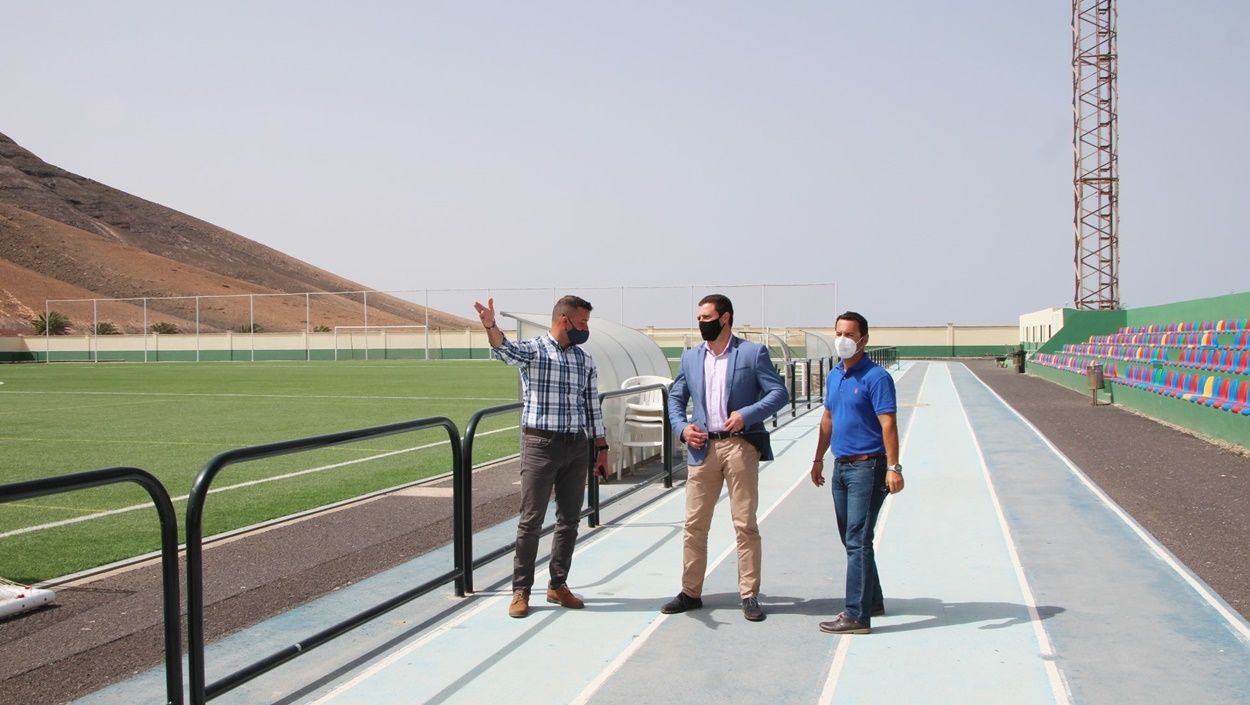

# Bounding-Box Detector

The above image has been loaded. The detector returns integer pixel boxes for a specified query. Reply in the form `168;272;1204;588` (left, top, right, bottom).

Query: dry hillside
0;131;472;335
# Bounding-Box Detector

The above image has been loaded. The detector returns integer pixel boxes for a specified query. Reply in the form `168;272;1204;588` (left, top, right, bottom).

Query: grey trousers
513;430;590;593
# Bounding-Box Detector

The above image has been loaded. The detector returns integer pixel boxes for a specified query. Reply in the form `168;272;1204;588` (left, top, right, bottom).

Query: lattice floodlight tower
1072;0;1120;310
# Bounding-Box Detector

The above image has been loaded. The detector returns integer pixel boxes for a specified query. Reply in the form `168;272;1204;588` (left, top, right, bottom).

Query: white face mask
834;336;860;359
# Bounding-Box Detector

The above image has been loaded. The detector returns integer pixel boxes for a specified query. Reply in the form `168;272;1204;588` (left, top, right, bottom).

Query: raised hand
473;297;496;329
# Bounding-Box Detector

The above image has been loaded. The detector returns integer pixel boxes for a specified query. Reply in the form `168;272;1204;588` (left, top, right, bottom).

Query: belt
523;428;586;441
706;431;739;440
835;453;883;463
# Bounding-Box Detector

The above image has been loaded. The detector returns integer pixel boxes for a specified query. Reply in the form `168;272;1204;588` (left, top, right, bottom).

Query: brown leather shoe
546;583;585;609
508;589;530;618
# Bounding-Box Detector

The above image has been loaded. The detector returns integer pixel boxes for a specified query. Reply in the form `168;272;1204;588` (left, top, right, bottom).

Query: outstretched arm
473;297;505;348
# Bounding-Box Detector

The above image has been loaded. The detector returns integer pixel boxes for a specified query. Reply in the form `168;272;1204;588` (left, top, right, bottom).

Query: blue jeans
832;456;888;624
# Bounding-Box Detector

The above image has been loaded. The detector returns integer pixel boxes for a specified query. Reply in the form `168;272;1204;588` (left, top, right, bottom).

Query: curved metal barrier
0;467;183;705
459;401;524;594
184;416;462;705
867;345;899;370
589;383;674;527
458;384;674;590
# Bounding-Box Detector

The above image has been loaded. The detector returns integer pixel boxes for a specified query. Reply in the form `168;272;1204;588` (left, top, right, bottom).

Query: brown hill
0;131;472;335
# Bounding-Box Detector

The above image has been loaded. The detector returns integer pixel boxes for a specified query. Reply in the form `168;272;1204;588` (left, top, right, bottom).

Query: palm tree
31;311;72;335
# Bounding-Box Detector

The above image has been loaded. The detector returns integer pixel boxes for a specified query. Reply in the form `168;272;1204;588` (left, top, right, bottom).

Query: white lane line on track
307;467;694;705
568;455;817;705
964;364;1250;644
0;426;520;540
949;364;1072;705
816;361;923;705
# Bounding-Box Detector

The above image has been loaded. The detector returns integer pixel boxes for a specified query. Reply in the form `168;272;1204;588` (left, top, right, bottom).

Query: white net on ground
0;576;55;619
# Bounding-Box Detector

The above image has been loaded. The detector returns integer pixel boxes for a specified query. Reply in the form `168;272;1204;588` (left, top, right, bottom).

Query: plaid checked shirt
492;334;606;439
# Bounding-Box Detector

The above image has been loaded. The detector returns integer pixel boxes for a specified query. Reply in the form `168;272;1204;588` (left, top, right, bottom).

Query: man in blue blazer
662;294;788;621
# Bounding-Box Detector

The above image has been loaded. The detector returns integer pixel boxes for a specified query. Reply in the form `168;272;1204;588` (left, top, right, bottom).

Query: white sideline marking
0;426;519;540
816;362;922;705
964;365;1250;644
949;365;1072;705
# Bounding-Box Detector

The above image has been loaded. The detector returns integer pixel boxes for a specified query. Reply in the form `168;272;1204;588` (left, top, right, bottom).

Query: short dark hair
552;295;593;321
698;294;734;325
836;311;869;336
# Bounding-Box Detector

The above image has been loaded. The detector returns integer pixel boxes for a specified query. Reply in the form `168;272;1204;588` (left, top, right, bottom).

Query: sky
3;2;1248;328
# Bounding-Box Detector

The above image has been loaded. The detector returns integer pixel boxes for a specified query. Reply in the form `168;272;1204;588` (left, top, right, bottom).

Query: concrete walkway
74;362;1250;705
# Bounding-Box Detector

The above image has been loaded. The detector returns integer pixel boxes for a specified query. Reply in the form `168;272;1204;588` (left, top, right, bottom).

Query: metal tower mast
1072;0;1120;309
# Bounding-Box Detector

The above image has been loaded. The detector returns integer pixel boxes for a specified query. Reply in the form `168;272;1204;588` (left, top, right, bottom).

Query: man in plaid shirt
474;294;609;618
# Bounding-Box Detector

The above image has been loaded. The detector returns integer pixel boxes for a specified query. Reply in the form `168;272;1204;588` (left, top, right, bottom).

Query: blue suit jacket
667;336;789;466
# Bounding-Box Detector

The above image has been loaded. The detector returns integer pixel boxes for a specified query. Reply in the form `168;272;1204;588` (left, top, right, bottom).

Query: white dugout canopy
500;312;670;394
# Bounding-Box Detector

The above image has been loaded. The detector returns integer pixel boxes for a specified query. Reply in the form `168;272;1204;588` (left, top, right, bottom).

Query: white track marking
568;463;815;705
0;426;519;540
964;364;1250;644
948;364;1072;705
817;363;923;705
306;466;695;705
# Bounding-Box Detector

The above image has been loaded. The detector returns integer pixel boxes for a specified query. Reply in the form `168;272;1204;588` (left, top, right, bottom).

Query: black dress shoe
742;597;765;622
661;592;703;614
819;614;871;634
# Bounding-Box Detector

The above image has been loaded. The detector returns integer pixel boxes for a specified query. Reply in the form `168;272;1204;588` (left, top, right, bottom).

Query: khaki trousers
681;437;761;599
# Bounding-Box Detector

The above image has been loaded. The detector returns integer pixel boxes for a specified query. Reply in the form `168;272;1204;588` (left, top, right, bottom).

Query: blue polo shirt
824;355;897;458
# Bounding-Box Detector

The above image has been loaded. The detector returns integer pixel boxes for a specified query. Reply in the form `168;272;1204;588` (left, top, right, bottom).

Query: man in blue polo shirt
809;310;903;635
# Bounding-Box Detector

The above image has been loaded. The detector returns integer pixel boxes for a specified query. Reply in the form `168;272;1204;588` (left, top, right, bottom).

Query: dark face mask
699;316;724;341
565;317;590;346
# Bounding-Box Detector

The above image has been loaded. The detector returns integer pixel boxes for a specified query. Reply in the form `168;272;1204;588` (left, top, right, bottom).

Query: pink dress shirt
703;343;731;432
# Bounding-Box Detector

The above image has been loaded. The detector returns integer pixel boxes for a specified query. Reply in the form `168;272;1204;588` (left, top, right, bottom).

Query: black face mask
699;317;724;341
564;316;589;346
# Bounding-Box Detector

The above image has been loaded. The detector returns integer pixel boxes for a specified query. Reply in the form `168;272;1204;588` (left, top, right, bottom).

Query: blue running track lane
72;362;1250;705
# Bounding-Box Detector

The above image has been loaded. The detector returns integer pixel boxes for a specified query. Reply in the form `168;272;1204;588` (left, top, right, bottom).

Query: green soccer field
0;360;522;582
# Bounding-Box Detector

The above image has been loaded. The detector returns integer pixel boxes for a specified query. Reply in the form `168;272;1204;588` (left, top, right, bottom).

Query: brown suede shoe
546;583;585;609
508;589;530;618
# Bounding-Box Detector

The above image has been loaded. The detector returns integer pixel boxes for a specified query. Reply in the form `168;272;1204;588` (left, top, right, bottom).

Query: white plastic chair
620;375;670;417
617;376;672;476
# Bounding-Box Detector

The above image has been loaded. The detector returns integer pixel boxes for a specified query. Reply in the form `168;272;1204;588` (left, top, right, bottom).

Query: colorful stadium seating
1031;316;1250;417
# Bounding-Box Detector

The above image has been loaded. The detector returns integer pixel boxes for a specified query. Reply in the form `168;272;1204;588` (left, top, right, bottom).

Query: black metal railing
0;468;184;705
589;384;674;527
866;345;899;370
184;416;461;705
457;384;674;591
459;401;524;594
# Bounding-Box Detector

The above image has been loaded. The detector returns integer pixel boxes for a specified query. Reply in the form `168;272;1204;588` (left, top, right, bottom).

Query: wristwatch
596;443;609;452
887;463;903;474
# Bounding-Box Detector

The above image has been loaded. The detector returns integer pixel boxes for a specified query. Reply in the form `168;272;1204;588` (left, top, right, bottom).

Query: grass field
0;360;524;582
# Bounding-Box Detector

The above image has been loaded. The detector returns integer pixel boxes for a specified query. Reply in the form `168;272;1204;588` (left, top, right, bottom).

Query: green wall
1035;308;1126;356
1125;291;1250;329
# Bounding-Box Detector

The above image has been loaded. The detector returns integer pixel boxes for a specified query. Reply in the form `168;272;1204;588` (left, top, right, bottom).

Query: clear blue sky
4;2;1247;327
